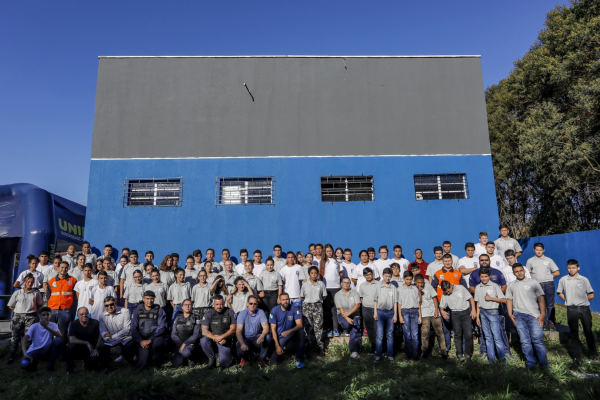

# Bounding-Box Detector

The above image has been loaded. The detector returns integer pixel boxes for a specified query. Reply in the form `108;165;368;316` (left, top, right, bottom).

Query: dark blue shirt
268;304;302;336
469;267;506;289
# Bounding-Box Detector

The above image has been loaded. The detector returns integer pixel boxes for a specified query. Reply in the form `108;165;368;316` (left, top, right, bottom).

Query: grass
0;304;599;399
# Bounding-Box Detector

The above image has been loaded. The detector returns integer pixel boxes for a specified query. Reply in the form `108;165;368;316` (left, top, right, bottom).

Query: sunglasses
104;303;116;308
248;302;258;305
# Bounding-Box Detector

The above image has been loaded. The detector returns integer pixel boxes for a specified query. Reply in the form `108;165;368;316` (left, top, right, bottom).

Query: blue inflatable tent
0;183;85;319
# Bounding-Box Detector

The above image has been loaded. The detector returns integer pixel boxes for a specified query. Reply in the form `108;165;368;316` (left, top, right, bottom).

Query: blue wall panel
518;229;600;313
85;155;498;265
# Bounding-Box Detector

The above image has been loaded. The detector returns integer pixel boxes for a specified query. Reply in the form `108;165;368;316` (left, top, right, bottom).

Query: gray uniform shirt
420;283;438;318
202;261;222;274
62;254;78;269
259;270;282;291
160;270;175;287
124;283;145;304
426;260;444;277
218;271;239;289
167;282;192;305
184;267;199;284
494;237;522;261
525;256;559;283
474;281;505;310
69;267;85;282
231;292;250;314
121;263;144;287
300;280;327;303
44;269;59;283
375;284;397;311
557;274;594;306
334;289;361;317
359;280;380;309
8;289;43;314
84;253;98;266
144;282;169;307
191;283;212;308
274;259;287;273
506;278;544;317
440;284;472;312
244;275;264;294
397;284;420;309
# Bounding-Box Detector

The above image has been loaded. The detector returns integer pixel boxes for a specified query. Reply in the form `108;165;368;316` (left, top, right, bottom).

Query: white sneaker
114;355;124;363
350;352;358;359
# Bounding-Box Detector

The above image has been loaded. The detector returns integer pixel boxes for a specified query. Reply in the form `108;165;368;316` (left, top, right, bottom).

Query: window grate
123;178;183;207
321;175;374;203
413;173;468;201
216;176;275;206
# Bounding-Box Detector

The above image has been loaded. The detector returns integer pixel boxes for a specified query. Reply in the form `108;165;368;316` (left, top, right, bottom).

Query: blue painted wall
85;155;498;264
518;229;600;313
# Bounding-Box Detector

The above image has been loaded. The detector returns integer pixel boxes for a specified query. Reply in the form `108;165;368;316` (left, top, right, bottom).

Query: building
85;55;499;263
0;183;85;319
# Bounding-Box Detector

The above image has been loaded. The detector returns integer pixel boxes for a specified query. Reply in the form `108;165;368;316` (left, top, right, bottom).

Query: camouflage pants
303;302;324;349
10;313;37;356
421;316;448;356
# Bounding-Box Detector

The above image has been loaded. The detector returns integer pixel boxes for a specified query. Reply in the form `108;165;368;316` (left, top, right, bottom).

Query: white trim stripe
98;55;481;59
92;154;491;161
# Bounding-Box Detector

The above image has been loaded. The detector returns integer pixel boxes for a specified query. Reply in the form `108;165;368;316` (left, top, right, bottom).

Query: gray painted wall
91;56;491;159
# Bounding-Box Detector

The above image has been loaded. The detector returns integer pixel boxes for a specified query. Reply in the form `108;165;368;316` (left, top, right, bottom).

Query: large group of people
6;225;597;373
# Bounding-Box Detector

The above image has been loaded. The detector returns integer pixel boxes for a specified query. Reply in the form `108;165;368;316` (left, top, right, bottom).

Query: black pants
66;343;99;372
324;289;341;331
136;337;166;369
263;291;279;314
99;340;136;368
362;306;377;352
567;306;598;359
451;309;473;357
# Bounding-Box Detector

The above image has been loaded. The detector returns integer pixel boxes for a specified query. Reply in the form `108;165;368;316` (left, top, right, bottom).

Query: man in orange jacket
47;261;77;341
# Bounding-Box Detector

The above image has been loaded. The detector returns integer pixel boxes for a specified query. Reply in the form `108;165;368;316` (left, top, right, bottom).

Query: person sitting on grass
20;306;63;372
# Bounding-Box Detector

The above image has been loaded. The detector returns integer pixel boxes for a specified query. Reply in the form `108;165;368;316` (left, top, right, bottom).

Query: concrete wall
518;229;600;313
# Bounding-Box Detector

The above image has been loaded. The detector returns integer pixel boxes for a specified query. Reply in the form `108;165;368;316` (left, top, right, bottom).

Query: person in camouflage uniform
300;266;327;356
7;272;44;363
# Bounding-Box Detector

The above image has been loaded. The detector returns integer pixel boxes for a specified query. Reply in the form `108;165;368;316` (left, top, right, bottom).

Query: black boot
205;356;216;370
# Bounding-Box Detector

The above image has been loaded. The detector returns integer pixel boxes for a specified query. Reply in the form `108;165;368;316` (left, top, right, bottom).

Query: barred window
321;175;374;203
413;173;468;201
124;178;183;207
216;176;275;206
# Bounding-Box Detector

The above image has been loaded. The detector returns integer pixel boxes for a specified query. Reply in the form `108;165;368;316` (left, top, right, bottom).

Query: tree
487;0;600;237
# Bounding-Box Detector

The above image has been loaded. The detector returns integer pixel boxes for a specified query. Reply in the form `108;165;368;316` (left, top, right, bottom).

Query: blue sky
0;0;567;205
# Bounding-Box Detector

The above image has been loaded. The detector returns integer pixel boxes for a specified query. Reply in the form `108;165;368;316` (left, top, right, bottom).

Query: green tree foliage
487;0;600;237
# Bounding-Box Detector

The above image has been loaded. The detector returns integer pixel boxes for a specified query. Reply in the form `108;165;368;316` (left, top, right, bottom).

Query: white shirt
252;263;266;277
474;243;498;260
502;263;531;284
279;265;305;299
322;258;341;289
373;258;394;276
235;263;247;275
89;285;117;319
16;270;44;289
458;256;480;284
341;261;357;288
488;254;507;270
36;264;54;278
391;258;409;276
74;279;98;312
353;262;379;292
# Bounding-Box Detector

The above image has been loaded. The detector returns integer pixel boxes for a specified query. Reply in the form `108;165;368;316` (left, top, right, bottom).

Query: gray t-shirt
121;263;144;287
143;282;169;307
440;284;472;312
397;284;420;310
218;271;239;289
69;267;85;282
358;280;380;309
167;282;192;305
506;278;545;317
191;283;212;308
420;283;438;318
334;289;361;317
425;260;444;277
202;261;222;274
375;283;397;311
557;274;594;306
494;237;522;261
474;281;505;310
300;280;327;304
244;275;264;294
231;292;250;314
184;267;199;284
159;270;175;287
525;256;559;283
8;289;43;314
273;259;287;273
259;270;282;291
124;283;145;304
43;269;59;283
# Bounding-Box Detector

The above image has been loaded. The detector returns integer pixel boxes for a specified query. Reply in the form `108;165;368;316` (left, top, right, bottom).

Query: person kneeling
269;292;306;368
200;295;237;369
131;291;167;369
171;299;201;368
66;307;101;373
236;295;271;369
20;306;63;372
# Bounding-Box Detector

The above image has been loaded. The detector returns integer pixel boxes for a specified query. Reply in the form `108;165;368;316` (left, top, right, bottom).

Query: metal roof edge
98;55;482;59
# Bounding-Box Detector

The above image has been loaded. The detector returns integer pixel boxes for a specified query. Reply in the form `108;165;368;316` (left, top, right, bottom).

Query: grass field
1;305;599;399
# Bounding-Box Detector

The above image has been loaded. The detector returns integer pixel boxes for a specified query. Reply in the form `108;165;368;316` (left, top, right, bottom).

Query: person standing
272;245;287;272
47;261;77;342
168;268;192;323
458;243;480;287
373;269;398;362
14;255;44;290
279;252;306;306
506;263;548;370
353;250;380;292
259;258;282;313
439;280;476;362
442;241;459;269
20;306;63;372
191;270;212;321
184;255;199;286
66;307;101;373
124;270;145;315
88;271;117;319
235;249;249;275
300;266;327;356
414;274;447;359
7;273;44;363
373;245;394;277
425;247;444;282
397;271;421;362
119;250;144;300
408;249;429;280
525;243;560;330
131;291;168;369
557;259;597;365
74;264;98;314
320;244;343;337
62;244;78;270
144;269;169;309
494;225;522;263
236;295;271;369
171;299;201;368
359;267;379;353
474;268;507;363
200;295;237;369
269;292;306;368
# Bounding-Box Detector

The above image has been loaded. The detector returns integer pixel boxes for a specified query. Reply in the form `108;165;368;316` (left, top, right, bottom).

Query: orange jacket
48;275;77;310
432;268;463;302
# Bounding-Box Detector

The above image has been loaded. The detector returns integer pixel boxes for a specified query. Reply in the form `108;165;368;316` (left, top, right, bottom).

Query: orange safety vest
434;268;463;302
48;275;77;310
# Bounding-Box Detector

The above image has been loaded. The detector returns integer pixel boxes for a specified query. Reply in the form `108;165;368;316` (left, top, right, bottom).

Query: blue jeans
50;309;71;342
480;309;505;363
337;315;362;353
479;313;511;356
375;309;394;357
401;308;419;358
237;334;272;360
24;338;63;370
514;312;548;369
539;281;555;324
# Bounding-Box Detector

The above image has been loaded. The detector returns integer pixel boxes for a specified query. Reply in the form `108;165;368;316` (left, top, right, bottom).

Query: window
216;176;275;205
124;178;183;207
413;173;468;201
321;175;374;203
